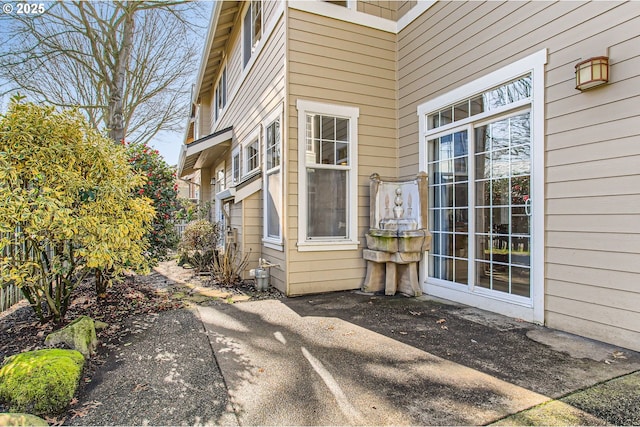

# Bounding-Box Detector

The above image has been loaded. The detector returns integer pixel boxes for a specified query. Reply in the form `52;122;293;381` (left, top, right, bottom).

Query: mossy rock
0;349;84;416
0;413;48;426
45;315;97;358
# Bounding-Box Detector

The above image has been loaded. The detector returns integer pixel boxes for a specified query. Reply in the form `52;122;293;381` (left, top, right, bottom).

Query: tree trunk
108;2;135;143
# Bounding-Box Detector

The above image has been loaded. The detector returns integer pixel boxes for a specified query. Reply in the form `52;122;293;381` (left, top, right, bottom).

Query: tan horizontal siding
546;215;640;235
241;193;262;279
546;155;640;183
545;310;640;352
547;135;640;167
547;247;640;274
547;176;640;199
547;195;640;216
398;1;640;349
546;263;638;294
286;8;396;295
547;280;640;320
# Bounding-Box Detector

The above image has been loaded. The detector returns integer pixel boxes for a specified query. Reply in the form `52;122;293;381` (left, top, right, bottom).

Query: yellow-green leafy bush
0;97;155;321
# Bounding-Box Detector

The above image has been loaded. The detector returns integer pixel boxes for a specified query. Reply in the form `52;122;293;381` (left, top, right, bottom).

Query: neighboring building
176;172;199;201
178;0;640;352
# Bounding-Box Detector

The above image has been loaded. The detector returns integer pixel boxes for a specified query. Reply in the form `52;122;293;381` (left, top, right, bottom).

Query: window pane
440;107;452;126
243;7;251;67
307;169;347;238
336;142;348;165
511;144;530;176
246;141;258;171
321;116;335;140
267;171;281;238
336;118;349;142
454;101;469;121
321;140;335;164
454;183;468;207
233;153;240;182
491;149;510;178
511;113;530;146
511;266;530;297
267;120;280;170
505;76;532;104
475;126;490;153
428;113;439;130
252;0;262;45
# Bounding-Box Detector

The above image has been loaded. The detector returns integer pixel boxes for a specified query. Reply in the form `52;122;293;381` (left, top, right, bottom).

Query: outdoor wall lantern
575;56;609;91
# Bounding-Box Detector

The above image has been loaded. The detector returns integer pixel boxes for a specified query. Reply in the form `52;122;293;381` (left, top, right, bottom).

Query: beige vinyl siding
197;5;286;281
398;1;640;351
286;8;397;295
241;193;262;279
356;1;396;20
397;1;417;20
230;200;243;249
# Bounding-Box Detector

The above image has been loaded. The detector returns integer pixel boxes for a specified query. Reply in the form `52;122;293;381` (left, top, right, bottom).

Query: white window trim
242;127;261;179
288;0;436;33
417;48;547;324
242;0;264;69
262;104;284;248
296;99;359;252
214;65;227;125
231;146;240;185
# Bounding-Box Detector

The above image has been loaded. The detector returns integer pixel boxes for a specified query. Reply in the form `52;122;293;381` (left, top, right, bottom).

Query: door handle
525;197;532;216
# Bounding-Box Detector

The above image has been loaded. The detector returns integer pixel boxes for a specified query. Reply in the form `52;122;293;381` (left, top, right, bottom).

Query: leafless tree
0;1;208;144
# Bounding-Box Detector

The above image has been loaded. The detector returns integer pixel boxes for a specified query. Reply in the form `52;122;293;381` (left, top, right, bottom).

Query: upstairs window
232;147;240;184
242;129;260;178
243;0;262;68
214;67;227;123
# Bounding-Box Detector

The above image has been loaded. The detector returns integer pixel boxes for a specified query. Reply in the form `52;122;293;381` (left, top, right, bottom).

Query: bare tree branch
0;0;208;145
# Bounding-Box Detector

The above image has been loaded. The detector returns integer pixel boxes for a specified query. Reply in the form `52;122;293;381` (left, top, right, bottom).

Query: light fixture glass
575;56;609;90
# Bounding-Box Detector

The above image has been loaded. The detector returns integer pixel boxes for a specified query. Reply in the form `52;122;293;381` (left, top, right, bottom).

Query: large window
418;49;546;323
297;100;359;251
263;107;282;245
243;0;262;68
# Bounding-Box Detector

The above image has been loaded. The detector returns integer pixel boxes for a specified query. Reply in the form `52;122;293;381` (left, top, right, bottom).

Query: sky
0;1;214;168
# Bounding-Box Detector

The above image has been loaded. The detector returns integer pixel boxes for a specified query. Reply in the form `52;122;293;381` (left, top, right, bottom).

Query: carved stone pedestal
362;249;422;297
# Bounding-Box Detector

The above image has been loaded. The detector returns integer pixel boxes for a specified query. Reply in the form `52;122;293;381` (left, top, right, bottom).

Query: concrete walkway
197;293;640;426
70;289;640;426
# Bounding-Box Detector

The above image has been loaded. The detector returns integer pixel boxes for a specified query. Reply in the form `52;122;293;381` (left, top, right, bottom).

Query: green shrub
126;141;180;263
178;220;221;273
0;98;154;321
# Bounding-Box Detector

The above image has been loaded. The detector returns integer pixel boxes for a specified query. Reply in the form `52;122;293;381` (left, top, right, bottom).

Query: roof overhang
178;127;234;177
194;1;240;101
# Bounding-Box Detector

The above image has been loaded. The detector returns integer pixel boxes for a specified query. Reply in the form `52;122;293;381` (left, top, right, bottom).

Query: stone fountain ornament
362;172;431;296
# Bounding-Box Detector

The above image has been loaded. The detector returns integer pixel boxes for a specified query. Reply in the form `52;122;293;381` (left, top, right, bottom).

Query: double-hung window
243;134;260;177
214;67;226;123
263;107;282;246
232;147;240;185
243;0;262;68
297;100;359;251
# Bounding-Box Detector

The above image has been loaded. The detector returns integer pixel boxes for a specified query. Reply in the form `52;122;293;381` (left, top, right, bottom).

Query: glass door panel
473;112;531;297
428;130;469;286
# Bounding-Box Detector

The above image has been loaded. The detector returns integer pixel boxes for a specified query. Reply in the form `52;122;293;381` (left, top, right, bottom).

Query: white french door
427;111;532;304
418;50;547;322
